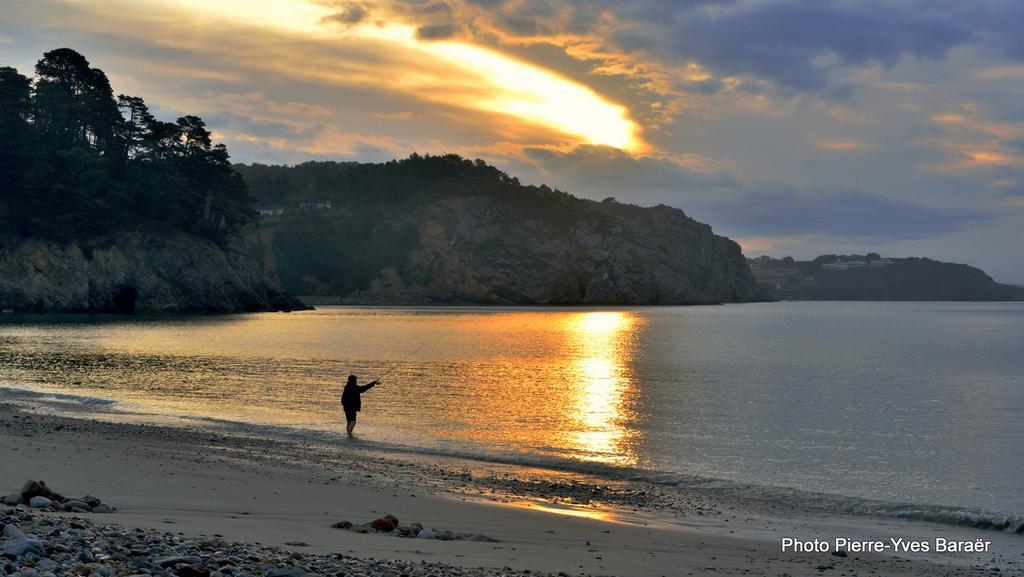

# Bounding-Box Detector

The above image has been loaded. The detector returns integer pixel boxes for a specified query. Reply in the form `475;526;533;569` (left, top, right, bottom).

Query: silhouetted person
341;374;379;436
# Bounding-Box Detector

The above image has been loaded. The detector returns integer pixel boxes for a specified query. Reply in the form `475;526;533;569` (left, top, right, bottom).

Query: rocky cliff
750;255;1024;301
343;198;766;305
0;231;305;313
244;157;769;305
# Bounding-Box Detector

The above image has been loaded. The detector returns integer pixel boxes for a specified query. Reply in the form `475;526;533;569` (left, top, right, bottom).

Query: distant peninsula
749;254;1024;301
0;49;302;313
235;157;770;305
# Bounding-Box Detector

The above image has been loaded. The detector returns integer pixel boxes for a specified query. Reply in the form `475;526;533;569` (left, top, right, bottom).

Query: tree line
0;48;255;244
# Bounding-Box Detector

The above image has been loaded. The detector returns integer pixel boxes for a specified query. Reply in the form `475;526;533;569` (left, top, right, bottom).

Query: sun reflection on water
0;308;644;468
565;311;639;465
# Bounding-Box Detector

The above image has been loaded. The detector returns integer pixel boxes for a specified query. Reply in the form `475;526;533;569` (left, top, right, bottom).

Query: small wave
642;473;1024;535
177;416;1024;535
10;404;1019;536
0;386;119;406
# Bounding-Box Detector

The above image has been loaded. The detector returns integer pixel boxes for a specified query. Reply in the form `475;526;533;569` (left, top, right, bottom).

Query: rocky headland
238;156;769;305
750;254;1024;301
0;232;304;314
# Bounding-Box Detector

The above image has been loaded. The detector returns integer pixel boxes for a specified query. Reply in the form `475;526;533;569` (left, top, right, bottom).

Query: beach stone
154;556;196;568
78;550;97;563
20;480;47;500
2;493;22;506
383;514;399;526
416;528;435;539
82;496;102;508
2;524;25;539
370;518;395;532
0;537;46;557
265;569;308;577
28;496;52;509
91;504;114;514
395;524;418;537
65;500;91;512
329;521;352;530
175;564;211;577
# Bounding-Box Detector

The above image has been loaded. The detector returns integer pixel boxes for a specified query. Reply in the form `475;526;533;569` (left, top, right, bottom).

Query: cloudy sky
3;0;1023;282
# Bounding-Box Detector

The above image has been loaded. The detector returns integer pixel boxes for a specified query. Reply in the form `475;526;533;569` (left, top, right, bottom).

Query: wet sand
1;401;1021;576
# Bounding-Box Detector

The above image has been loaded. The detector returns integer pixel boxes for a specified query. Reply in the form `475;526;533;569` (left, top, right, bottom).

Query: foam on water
0;385;119;407
178;412;1024;536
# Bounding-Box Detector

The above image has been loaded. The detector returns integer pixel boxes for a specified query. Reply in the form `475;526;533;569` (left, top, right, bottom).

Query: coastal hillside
0;231;301;314
236;156;769;305
0;49;301;313
749;254;1024;301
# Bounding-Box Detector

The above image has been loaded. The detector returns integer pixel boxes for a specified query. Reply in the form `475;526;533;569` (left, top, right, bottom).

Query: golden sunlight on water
0;308;644;466
565;312;639;465
4;304;1024;512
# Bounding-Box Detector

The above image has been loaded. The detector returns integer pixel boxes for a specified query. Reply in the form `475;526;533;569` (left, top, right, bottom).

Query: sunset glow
153;0;641;150
342;22;641;150
7;0;1024;280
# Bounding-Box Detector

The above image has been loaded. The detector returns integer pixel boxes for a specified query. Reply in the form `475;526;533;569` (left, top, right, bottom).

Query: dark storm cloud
611;0;974;92
695;186;983;239
516;146;980;240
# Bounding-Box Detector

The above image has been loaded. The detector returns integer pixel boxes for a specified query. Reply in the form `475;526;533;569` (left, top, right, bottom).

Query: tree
1;48;256;244
0;67;33;192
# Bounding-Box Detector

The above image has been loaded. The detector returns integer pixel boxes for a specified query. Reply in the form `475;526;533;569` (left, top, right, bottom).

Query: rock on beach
0;507;562;577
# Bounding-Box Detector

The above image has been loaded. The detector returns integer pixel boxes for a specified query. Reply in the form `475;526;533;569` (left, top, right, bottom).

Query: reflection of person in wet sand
341;374;379;436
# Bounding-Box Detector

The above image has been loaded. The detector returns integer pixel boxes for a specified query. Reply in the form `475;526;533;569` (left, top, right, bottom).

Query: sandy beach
2;400;1020;577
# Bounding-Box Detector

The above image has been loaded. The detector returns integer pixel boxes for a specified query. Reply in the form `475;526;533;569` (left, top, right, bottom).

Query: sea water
1;302;1022;530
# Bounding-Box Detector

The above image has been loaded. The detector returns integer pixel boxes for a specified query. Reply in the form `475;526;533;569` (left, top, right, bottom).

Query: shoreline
2;401;1021;576
4;383;1022;536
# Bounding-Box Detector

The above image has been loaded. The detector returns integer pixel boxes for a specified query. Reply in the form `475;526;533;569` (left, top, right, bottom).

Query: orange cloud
924;103;1024;172
55;0;645;153
815;139;866;151
373;112;415;121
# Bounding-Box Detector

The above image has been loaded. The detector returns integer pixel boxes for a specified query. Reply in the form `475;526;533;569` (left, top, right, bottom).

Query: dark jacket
341;381;376;411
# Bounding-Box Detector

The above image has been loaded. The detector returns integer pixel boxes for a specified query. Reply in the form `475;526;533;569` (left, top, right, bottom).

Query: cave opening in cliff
113;286;138;314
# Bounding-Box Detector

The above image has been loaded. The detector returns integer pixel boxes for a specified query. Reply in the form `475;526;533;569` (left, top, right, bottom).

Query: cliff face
264;196;769;305
0;231;305;313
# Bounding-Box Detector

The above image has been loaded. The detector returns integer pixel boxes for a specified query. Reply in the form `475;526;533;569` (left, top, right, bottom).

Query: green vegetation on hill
0;49;255;245
749;255;1024;301
237;154;590;296
235;156;767;305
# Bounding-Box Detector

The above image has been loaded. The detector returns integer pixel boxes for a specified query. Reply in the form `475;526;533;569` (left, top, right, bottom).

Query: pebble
2;524;25;539
0;508;564;577
8;481;114;515
0;536;46;556
28;496;52;509
331;516;497;542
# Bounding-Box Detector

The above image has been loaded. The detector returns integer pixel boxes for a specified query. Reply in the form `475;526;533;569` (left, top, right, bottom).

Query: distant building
823;260;864;271
299;201;332;211
825;258;894;271
258;207;285;216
